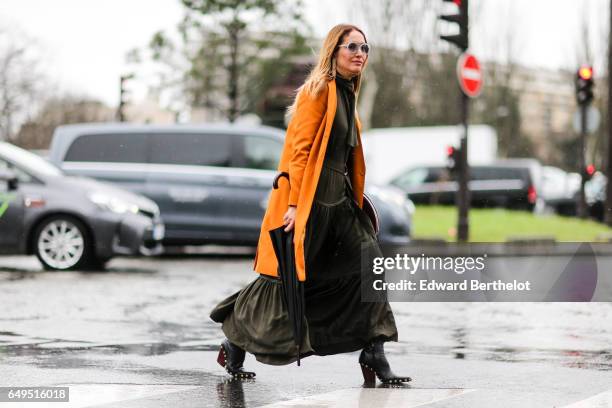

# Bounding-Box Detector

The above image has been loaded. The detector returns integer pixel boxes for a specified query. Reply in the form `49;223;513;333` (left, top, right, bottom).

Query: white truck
361;124;498;185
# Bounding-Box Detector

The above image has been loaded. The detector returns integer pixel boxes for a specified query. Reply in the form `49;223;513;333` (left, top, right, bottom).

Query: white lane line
562;390;612;407
0;384;199;408
257;388;476;408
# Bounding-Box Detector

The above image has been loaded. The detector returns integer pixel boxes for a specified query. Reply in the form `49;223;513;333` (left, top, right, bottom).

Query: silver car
0;141;164;270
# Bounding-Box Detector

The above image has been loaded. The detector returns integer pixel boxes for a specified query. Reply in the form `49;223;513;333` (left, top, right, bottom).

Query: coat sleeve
287;88;327;206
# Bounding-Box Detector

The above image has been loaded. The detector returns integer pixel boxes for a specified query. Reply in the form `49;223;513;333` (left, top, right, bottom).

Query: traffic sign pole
578;103;588;218
457;90;470;242
455;53;482;242
574;65;594;219
439;0;478;242
607;0;612;226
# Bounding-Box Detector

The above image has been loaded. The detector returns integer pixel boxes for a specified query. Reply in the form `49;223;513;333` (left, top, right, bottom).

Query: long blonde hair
285;24;368;122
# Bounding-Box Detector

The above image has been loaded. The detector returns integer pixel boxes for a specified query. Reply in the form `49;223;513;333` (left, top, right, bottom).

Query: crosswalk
257;388;475;408
562;390;612;407
1;384;611;407
0;385;199;408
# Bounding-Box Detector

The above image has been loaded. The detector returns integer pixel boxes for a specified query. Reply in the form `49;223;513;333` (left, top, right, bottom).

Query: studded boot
217;339;256;379
359;339;411;384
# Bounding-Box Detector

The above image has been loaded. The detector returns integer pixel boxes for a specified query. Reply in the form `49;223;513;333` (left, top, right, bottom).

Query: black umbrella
269;225;305;366
269;171;306;366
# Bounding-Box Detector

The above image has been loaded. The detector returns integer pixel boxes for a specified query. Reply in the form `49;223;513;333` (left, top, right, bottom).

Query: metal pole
578;103;588;218
606;0;612;225
457;91;470;241
117;76;125;123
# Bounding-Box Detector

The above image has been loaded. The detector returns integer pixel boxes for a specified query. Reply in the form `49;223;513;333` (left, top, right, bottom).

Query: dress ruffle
210;274;315;366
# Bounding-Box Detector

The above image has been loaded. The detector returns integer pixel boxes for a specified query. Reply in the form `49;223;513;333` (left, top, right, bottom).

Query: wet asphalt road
0;253;611;407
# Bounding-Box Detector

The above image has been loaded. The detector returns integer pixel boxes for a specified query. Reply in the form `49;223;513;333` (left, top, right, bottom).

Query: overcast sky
0;0;609;108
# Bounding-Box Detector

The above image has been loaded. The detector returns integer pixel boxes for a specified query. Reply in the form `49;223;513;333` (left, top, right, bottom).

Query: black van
390;159;545;212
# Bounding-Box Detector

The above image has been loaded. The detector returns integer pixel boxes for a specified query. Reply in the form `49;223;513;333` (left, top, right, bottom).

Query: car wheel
34;215;94;271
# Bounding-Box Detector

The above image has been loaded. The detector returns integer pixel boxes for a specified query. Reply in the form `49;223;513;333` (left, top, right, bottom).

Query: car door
146;131;240;244
0;158;25;253
228;133;283;242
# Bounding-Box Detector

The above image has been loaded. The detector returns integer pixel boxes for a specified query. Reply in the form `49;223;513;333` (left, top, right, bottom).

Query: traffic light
584;164;596;181
439;0;469;51
118;73;134;122
575;66;594;105
446;145;461;173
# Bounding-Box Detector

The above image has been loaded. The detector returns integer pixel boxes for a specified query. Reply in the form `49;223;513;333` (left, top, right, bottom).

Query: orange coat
252;77;366;282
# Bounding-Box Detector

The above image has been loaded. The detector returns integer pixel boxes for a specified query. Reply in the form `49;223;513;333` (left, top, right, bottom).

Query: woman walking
210;23;411;385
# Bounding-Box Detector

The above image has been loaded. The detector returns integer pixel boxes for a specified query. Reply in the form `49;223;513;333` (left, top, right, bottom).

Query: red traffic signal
585;164;596;180
578;66;593;81
575;66;594;105
582;164;596;181
446;145;461;173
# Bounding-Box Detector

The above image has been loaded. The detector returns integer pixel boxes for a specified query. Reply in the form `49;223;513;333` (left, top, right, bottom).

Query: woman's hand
283;205;297;232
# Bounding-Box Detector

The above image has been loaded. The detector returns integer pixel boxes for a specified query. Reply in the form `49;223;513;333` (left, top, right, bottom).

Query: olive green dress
209;75;399;365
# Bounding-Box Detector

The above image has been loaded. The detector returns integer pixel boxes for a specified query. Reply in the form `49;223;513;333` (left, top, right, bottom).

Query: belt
322;162;357;205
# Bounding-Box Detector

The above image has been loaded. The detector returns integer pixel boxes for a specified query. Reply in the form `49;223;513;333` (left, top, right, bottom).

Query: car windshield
1;143;63;177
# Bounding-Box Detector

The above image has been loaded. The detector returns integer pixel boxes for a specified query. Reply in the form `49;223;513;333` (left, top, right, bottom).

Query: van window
473;167;526;181
149;133;232;167
65;133;148;163
242;135;282;170
392;168;429;189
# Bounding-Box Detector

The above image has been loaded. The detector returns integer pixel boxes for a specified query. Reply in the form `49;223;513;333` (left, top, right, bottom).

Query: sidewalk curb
384;240;612;257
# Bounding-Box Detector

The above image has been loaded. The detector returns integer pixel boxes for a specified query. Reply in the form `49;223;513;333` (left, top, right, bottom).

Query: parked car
389;159;545;212
582;171;607;221
541;166;581;215
48;123;414;249
0;141;164;271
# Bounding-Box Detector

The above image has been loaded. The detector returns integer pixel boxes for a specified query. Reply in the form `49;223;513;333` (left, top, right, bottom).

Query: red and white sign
457;53;483;98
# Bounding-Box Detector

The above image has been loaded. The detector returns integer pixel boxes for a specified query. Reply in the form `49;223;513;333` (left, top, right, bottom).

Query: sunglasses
338;42;370;55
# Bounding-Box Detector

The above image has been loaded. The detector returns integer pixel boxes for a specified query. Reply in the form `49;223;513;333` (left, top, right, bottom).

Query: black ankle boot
217;339;256;379
359;339;411;384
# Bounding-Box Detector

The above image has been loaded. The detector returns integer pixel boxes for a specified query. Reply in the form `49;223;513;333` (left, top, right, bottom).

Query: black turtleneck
312;74;360;205
334;74;358;149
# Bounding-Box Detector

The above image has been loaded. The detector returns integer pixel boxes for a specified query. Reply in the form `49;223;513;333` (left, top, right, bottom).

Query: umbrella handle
273;172;289;189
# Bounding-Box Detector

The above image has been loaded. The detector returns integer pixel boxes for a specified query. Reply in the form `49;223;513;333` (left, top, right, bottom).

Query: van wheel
34;215;94;271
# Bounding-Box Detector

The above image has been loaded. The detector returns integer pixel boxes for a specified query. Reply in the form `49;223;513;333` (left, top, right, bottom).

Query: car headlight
88;192;140;214
370;186;408;209
403;199;416;217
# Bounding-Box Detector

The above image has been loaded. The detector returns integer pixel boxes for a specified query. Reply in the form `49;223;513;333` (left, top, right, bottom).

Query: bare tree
470;1;535;159
14;95;114;149
563;3;606;173
0;27;45;142
349;0;444;128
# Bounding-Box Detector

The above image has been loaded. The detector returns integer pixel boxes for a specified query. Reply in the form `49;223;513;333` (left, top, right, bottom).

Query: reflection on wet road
0;254;611;407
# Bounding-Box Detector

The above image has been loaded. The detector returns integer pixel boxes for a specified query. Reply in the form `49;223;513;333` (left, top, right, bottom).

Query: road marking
0;384;199;408
562;390;612;407
257;388;475;408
